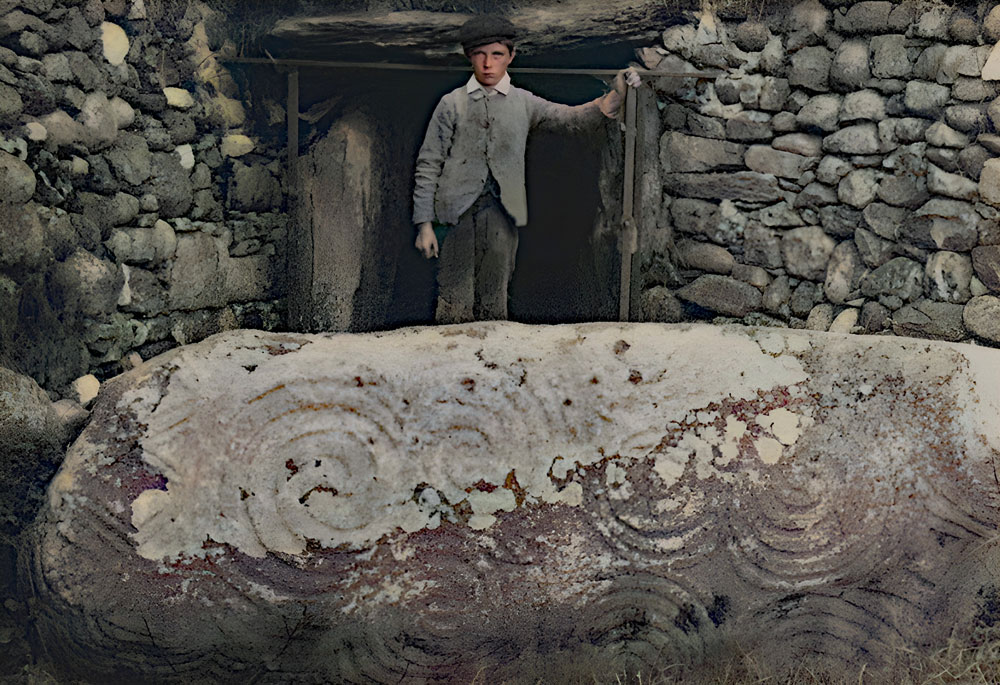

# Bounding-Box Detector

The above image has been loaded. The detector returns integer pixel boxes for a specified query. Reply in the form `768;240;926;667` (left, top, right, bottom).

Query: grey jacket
413;83;613;227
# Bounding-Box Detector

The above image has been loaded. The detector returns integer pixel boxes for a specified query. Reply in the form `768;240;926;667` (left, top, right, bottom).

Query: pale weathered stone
952;78;997;102
42;52;73;82
949;12;979;44
838;168;878;209
831;40;871;91
163;87;194;110
106;132;151;186
639;286;683;322
927;147;960;173
823;123;880;155
759;201;804;228
789;46;831;92
0;150;35;204
891;300;966;341
819;205;862;240
972;245;1000;292
786;0;829;38
815;155;851;185
772;133;822;158
660;132;744;173
49;248;123;319
925;122;969;148
744;145;813;179
824;240;863;304
915;45;947;81
908;199;980;252
664;172;782;203
837;1;892;34
939;45;984;85
795;181;838;209
896;118;931;143
987;6;1000;42
840;89;886;122
828;307;859;333
862;203;905;240
796;94;841;133
175;144;195;170
980;159;1000;207
676;275;762;316
762;275;791;314
805;303;833;331
926;251;972;304
958;145;990;183
758;77;789;112
230;164;282;213
878;144;930;209
945;105;988;135
982;42;1000;81
904;81;951;118
782;226;835;280
70;374;100;406
35;110;83;148
24;121;46;141
109;95;134;129
78;91;118;149
914;6;952;40
169;233;227;310
870;34;910;79
964;295;1000;341
927;164;977;202
221;134;254;158
861;257;924;303
100;21;128;65
725;111;772;141
731;264;770;290
858;300;888;331
672;199;730;244
106;220;177;265
677;240;734;275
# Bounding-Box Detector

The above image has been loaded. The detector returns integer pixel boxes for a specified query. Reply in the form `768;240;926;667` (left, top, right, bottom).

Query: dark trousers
435;194;519;323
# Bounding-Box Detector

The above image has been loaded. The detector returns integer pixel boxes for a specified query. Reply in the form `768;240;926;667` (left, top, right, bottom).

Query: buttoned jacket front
413;79;608;228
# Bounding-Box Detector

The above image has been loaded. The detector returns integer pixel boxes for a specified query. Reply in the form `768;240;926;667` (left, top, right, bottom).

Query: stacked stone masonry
0;0;287;394
640;0;1000;348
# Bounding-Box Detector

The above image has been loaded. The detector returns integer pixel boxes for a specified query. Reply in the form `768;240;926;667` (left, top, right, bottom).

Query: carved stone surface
25;324;1000;682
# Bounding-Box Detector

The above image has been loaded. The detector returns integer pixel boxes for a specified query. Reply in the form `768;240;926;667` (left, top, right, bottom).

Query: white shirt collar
466;71;511;96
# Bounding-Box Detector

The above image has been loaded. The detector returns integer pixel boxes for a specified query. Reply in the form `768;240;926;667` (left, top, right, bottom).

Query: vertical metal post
287;69;300;193
286;68;306;331
618;86;638;322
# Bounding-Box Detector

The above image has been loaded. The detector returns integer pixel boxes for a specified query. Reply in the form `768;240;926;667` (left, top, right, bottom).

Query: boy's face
468;42;515;87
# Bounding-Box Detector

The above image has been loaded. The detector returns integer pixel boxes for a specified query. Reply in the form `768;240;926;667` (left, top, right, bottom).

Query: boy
412;15;638;323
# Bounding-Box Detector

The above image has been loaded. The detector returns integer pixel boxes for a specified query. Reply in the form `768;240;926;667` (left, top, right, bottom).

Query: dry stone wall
0;0;288;394
639;0;1000;347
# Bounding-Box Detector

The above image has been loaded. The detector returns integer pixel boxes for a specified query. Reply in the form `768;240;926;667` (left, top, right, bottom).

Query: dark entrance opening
280;42;639;332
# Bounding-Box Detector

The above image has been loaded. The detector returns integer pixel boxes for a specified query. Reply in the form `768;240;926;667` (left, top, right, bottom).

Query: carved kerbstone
25;323;1000;682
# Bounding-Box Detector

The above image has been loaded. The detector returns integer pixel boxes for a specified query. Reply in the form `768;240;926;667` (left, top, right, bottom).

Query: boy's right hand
415;222;439;259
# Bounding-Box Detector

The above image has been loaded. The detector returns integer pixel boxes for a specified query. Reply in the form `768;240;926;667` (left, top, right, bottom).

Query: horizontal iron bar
222;57;720;78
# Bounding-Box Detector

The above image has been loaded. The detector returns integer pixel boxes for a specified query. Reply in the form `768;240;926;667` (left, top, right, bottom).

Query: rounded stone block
24;325;1000;682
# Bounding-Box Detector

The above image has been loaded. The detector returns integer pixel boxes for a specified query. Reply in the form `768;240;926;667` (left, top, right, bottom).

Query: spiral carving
28;324;1000;682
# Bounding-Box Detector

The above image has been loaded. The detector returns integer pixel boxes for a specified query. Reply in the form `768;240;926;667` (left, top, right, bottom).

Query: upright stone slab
24;324;1000;682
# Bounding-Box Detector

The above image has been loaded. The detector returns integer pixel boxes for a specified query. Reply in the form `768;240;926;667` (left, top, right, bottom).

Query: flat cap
457;14;517;51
